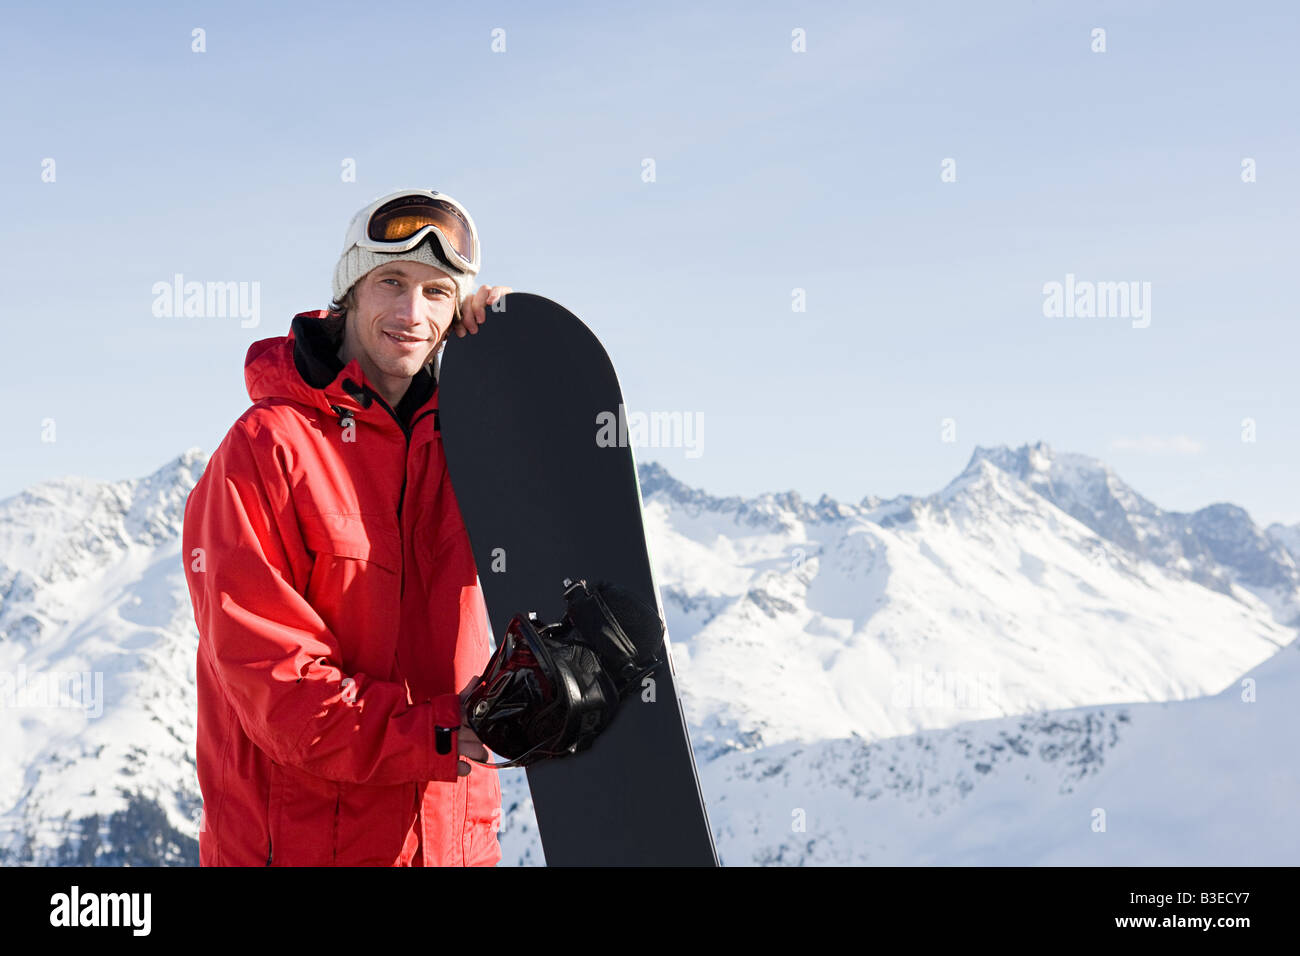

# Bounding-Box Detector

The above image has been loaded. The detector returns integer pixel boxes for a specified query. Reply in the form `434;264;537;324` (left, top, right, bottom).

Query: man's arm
183;419;463;786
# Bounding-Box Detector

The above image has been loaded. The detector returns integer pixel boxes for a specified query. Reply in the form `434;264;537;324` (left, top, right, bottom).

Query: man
182;188;511;866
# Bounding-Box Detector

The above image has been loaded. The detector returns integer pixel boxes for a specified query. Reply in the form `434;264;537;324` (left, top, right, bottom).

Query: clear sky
3;0;1297;525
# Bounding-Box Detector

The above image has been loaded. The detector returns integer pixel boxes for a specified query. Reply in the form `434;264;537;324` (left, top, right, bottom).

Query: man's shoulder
239;396;320;428
216;400;320;463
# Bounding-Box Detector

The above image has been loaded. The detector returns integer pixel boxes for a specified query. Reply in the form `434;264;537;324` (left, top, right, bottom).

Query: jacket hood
244;311;438;426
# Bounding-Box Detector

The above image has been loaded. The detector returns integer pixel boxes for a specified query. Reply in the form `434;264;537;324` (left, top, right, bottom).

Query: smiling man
341;260;461;406
182;188;512;866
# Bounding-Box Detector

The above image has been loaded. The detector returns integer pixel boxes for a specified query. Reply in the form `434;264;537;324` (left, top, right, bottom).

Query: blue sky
3;0;1297;525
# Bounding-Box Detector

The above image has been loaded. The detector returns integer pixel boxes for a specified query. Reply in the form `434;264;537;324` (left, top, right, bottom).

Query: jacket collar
244;311;438;430
292;311;346;389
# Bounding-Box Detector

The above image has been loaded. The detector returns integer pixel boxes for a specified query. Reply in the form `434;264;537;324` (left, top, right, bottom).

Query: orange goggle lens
367;195;475;262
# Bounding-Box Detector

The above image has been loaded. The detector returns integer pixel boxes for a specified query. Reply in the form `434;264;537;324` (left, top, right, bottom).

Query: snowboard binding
463;578;665;768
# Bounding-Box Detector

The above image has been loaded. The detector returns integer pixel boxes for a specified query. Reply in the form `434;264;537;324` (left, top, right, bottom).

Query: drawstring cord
330;378;373;429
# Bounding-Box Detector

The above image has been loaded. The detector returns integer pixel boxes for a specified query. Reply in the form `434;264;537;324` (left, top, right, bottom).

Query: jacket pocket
334;780;419;865
299;511;401;572
297;511;403;677
266;761;279;866
267;761;338;866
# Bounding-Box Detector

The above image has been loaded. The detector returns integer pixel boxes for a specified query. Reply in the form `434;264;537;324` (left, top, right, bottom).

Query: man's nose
392;287;424;323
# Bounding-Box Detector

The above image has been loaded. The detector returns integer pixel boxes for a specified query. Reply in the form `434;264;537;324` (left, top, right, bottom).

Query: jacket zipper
396;408;439;521
348;385;440;687
349;385;437;522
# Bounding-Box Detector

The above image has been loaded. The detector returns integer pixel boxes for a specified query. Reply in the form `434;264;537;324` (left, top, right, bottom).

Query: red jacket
183;310;501;866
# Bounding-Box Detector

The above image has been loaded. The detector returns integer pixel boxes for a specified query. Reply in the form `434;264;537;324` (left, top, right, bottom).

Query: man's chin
373;353;432;380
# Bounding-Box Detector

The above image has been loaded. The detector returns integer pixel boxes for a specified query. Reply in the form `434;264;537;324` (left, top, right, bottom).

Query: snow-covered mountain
642;442;1297;755
1;441;1295;865
0;452;206;864
1267;520;1300;566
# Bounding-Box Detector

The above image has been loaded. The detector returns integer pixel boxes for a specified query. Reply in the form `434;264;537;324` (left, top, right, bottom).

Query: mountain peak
966;441;1072;480
142;447;208;488
0;449;205;600
636;461;858;528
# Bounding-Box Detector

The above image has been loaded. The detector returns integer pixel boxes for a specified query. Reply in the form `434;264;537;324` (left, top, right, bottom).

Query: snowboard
437;292;719;866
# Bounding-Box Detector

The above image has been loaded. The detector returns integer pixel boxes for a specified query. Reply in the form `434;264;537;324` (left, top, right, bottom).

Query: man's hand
456;673;489;776
454;285;513;337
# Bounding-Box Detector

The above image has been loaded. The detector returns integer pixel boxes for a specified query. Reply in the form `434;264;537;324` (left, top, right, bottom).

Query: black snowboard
438;292;718;866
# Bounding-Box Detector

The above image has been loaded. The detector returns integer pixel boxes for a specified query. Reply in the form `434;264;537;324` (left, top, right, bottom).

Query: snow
705;641;1300;865
1;441;1296;865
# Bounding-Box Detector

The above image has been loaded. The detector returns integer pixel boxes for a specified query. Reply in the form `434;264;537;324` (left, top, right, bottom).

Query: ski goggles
343;189;481;274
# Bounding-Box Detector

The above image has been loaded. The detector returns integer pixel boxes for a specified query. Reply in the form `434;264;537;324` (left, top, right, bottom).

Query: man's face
344;260;458;383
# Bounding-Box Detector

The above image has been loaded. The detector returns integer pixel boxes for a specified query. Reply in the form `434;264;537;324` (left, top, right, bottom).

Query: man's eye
427;288;449;296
